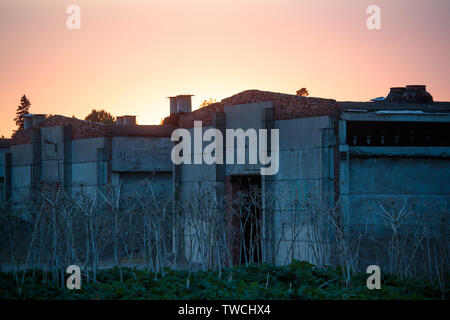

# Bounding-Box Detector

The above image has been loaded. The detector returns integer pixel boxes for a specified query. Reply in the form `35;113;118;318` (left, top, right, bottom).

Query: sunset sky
1;0;449;137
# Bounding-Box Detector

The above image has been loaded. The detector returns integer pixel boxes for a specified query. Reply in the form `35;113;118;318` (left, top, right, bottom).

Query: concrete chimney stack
169;95;193;115
116;116;124;125
123;115;136;126
170;97;178;115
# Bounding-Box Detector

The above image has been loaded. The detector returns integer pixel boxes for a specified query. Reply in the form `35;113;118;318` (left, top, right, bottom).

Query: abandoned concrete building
1;85;449;271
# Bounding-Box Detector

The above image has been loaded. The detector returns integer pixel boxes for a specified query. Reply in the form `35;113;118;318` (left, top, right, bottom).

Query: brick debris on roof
163;90;339;128
10;115;108;145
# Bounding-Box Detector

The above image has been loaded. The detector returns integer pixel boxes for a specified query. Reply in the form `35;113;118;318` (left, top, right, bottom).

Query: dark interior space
230;175;262;265
347;121;450;146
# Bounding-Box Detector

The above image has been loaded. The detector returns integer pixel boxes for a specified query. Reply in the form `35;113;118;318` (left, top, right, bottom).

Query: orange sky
1;0;449;137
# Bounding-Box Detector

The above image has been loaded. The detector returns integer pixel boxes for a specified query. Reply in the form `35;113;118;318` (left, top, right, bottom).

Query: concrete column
262;107;275;264
104;137;112;184
213;112;226;198
63;125;72;193
31;128;41;188
173;135;184;269
97;148;107;186
320;125;335;206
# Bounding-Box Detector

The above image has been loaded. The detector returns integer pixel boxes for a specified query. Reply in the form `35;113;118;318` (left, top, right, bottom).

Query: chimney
23;114;34;130
123;115;136;126
170;97;178;115
177;95;192;113
32;114;46;126
169;95;193;115
116;116;124;125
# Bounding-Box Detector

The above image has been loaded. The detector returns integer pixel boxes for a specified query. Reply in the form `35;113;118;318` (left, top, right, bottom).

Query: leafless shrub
0;182;447;298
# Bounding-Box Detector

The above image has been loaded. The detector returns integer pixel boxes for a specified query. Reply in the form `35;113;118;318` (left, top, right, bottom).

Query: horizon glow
1;0;449;137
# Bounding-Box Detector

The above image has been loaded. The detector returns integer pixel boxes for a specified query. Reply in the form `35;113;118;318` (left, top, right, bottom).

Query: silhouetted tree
14;95;31;131
296;88;309;97
85;109;115;124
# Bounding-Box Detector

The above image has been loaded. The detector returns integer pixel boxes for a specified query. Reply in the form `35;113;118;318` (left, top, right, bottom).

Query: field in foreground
0;261;446;300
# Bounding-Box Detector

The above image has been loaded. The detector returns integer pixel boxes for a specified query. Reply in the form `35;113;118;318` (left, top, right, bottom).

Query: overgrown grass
0;260;446;300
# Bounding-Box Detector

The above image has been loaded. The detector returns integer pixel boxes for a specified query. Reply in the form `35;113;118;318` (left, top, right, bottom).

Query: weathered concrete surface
72;137;105;163
349;157;450;194
4;89;449;272
112;137;172;172
272;116;335;265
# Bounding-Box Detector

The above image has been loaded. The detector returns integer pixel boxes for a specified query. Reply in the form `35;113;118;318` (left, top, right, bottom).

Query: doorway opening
229;175;262;265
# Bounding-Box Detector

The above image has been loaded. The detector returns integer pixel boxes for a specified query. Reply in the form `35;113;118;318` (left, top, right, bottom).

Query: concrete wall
119;171;172;196
71;137;105;188
338;113;450;269
112;137;172;172
272;115;335;265
8;129;174;209
9;144;33;206
176;101;337;266
344;150;450;265
40;126;64;183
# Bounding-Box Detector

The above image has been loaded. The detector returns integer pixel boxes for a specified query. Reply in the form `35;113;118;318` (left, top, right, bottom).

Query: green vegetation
0;261;446;300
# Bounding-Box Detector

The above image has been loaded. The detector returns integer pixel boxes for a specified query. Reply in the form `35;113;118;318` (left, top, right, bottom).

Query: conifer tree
14;95;31;131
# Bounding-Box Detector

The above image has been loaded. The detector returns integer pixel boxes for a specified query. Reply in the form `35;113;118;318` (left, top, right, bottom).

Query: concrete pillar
104;137;112;184
213;111;226;190
63;125;72;193
97;148;107;186
172;147;184;269
320;125;335;205
261;107;275;264
31;128;41;189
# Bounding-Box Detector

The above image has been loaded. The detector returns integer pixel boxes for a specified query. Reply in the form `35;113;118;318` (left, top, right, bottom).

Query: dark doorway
229;175;262;265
